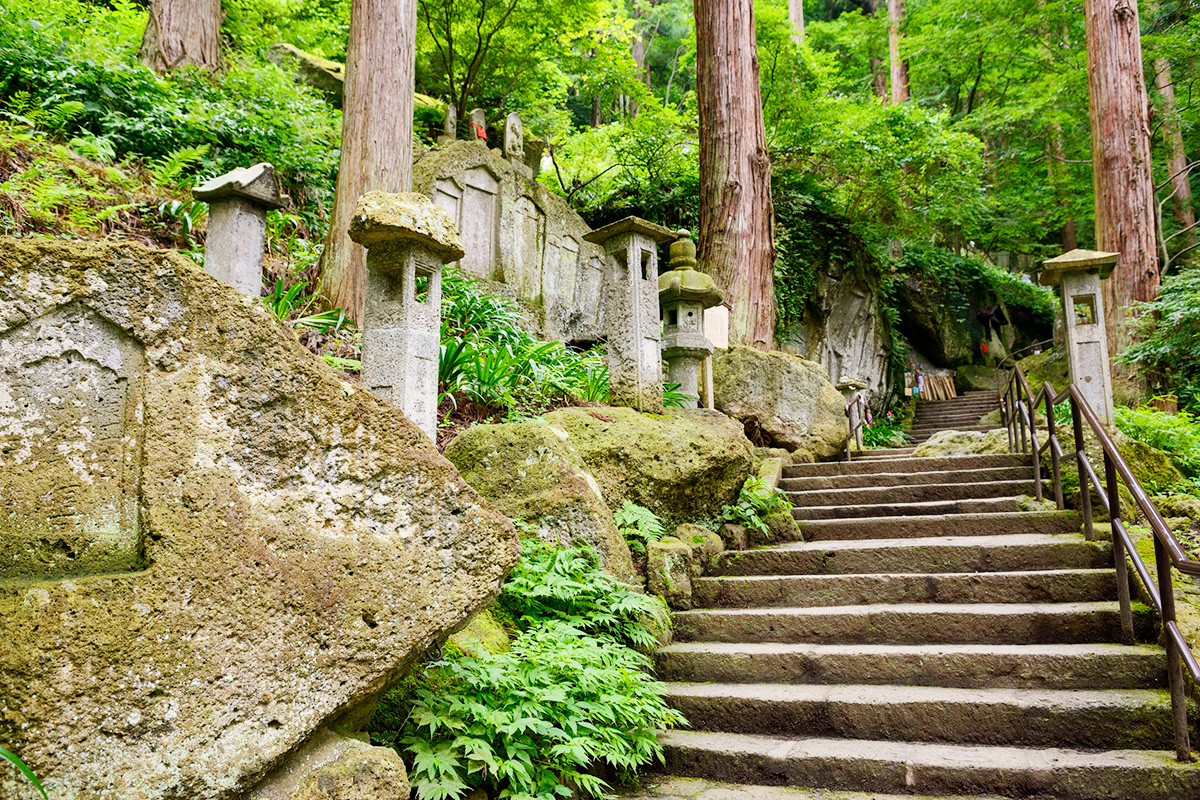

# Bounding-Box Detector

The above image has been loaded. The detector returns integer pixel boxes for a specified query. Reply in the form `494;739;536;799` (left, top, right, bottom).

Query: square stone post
1039;248;1118;427
585;217;676;412
193;163;286;296
659;230;723;409
349;192;464;439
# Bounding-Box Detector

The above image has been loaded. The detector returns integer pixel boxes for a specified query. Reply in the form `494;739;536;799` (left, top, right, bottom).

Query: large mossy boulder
541;407;754;528
913;429;1011;457
712;346;846;459
0;239;518;800
444;422;638;583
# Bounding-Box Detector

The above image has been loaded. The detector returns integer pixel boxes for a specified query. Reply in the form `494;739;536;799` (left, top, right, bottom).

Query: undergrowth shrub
612;501;665;558
1120;270;1200;410
721;475;794;537
1115;406;1200;480
862;421;910;449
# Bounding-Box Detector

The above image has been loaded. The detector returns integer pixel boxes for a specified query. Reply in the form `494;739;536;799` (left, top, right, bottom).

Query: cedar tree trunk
694;0;776;349
1048;123;1079;250
1084;0;1159;356
788;0;805;44
320;0;418;322
1155;57;1198;265
887;0;909;104
140;0;222;72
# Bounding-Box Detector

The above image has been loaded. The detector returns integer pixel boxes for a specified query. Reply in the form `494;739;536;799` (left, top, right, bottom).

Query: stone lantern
349;191;465;439
1038;248;1118;427
584;216;677;412
192;162;286;296
658;230;723;409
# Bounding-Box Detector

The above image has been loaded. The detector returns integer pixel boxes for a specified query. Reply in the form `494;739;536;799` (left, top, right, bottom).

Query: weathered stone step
786;479;1035;508
654;642;1167;689
909;424;1000;436
693;568;1115;608
784;454;1028;478
913;409;997;420
781;466;1035;492
662;682;1179;749
672;601;1141;645
715;534;1107;576
793;496;1026;520
658;730;1200;800
848;447;915;458
796;511;1079;541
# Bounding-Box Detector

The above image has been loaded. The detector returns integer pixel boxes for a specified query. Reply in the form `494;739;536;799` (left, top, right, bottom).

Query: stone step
848;447;915;458
658;730;1200;800
909;424;1000;436
653;642;1167;689
662;682;1180;749
784;454;1029;478
792;496;1025;521
913;410;997;421
796;511;1079;541
671;601;1141;645
693;568;1115;608
781;466;1035;492
715;533;1107;576
786;479;1036;508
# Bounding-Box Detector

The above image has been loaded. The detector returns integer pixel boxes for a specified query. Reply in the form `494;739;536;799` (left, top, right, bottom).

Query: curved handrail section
995;337;1055;376
998;364;1199;762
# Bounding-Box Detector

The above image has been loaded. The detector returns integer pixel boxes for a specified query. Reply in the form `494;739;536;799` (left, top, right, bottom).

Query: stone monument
836;375;870;451
469;108;487;141
658;230;723;409
504;112;532;178
350;191;464;440
439;103;458;145
584;216;677;412
192;162;286;296
1039;248;1118;427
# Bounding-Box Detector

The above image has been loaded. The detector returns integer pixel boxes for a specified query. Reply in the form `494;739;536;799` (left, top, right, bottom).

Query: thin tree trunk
139;0;222;72
694;0;776;350
1048;123;1079;250
320;0;418;321
664;43;685;106
865;0;888;102
1155;57;1198;262
887;0;909;105
1084;0;1159;357
788;0;805;44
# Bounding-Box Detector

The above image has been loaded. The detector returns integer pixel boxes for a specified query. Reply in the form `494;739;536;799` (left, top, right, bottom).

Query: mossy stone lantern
658;230;723;409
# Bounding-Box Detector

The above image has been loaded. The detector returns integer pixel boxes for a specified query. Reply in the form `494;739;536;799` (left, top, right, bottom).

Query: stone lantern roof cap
836;376;869;391
192;162;287;209
1038;248;1119;287
583;215;677;245
659;229;724;307
348;191;465;261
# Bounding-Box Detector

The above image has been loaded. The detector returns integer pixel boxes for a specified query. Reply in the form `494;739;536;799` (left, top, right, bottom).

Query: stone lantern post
349;191;465;439
1038;248;1118;427
584;216;677;412
836;376;870;451
192;162;286;296
658;230;723;409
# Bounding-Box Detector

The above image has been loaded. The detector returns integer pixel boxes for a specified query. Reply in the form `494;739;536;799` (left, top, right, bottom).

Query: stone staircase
909;389;1002;444
652;448;1200;798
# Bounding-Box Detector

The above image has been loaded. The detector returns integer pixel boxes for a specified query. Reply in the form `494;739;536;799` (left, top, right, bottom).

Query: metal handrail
844;392;867;462
999;364;1199;762
995;337;1055;376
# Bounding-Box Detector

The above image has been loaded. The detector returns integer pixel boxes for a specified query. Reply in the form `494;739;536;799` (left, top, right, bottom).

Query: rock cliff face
0;238;518;800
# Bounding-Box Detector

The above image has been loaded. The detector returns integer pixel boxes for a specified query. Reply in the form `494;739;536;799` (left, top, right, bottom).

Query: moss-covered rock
675;523;724;576
763;509;802;544
1016;348;1069;393
913;429;1011;457
541;406;753;528
449;608;511;657
712;346;846;459
444;421;637;583
251;729;410;800
0;238;518;800
647;537;693;610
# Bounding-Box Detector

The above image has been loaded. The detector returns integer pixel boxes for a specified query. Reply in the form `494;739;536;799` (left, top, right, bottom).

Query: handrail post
1071;400;1094;541
1005;384;1015;451
1045;399;1063;508
1156;533;1194;761
1106;451;1136;644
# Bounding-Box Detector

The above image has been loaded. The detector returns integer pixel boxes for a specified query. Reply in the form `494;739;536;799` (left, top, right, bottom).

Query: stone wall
413;140;609;344
0;238;518;799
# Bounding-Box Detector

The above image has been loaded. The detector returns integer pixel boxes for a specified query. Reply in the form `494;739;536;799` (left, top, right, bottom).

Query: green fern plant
149;144;211;186
721;476;794;537
613;500;665;557
0;746;47;799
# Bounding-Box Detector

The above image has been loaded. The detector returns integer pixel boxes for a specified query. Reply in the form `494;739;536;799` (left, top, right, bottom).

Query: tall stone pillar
192;163;286;296
1039;248;1118;427
658;230;723;409
585;216;676;412
349;191;464;439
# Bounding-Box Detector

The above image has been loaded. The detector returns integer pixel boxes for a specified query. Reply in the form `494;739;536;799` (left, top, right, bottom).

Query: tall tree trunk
1154;57;1198;265
1048;123;1079;250
139;0;222;72
694;0;776;349
887;0;909;105
865;0;888;102
788;0;805;44
320;0;418;322
1084;0;1159;357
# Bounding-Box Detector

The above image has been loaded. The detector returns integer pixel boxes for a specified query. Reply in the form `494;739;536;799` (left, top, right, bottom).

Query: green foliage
0;745;47;800
862;422;910;449
612;501;665;557
1120;270;1200;410
1115;406;1200;480
398;621;683;800
499;539;667;650
721;476;794;537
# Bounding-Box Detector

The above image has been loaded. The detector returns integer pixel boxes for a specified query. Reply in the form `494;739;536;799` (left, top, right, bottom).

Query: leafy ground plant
863;421;910;449
721;475;794;537
1115;405;1200;480
1;746;47;800
612;501;665;557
